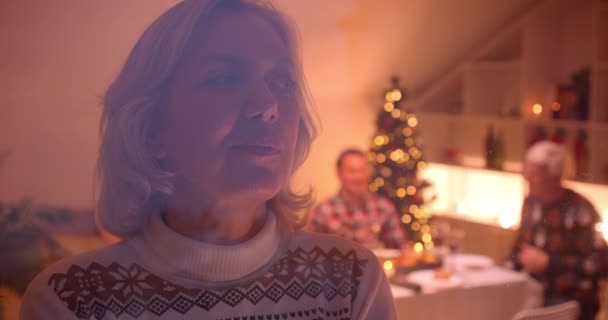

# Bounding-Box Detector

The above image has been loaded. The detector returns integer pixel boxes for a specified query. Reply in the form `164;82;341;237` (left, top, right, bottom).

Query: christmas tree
368;76;433;251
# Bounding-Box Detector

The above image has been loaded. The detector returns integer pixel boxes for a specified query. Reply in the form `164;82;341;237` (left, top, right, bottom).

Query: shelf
468;60;521;70
417;111;608;130
427;161;608;188
522;118;598;129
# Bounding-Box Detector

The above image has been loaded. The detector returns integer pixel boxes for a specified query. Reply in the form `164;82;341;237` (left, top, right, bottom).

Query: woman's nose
243;81;279;123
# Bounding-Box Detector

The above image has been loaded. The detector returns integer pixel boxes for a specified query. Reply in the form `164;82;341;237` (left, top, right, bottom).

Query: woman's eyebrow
200;55;246;67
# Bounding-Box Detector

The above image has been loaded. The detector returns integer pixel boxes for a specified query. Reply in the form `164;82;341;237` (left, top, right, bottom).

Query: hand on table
517;244;549;273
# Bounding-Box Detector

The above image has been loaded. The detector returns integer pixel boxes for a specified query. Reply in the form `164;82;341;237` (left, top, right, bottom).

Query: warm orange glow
407;116;418;127
391;89;402;102
390;149;404;161
413;242;424;252
401;214;412;224
532;103;543;115
407;186;417;195
551;102;561;112
405;137;414;147
396;188;406;198
384;102;395;112
403;127;413;136
383;260;394;270
391;109;401;119
385;92;394;102
422;233;432;243
376;153;386;163
374;136;384;146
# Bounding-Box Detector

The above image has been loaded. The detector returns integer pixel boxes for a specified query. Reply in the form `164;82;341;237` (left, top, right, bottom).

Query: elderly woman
20;0;396;319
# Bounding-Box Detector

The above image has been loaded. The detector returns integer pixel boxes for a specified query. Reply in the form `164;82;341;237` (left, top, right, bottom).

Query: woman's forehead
186;10;291;65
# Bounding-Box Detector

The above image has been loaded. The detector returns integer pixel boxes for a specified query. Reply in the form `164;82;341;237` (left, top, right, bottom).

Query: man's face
338;154;372;198
523;162;560;197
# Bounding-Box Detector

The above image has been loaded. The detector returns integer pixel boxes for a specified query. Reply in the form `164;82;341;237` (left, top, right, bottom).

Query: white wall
0;0;536;208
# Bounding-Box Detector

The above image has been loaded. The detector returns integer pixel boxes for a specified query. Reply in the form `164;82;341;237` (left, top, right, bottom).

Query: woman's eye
204;73;240;88
269;74;297;96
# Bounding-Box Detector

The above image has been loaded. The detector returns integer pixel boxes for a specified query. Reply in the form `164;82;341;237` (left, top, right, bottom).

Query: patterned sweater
20;212;396;320
308;193;405;249
506;189;608;313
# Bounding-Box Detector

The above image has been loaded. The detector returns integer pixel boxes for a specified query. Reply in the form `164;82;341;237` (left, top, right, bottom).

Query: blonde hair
96;0;319;237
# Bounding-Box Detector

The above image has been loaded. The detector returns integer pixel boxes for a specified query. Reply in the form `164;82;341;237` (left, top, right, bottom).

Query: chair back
512;301;580;320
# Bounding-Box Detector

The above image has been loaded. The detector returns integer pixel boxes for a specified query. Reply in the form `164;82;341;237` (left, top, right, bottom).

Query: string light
422;233;432;243
390;149;404;161
421;224;430;233
376;153;386;163
411;222;421;231
406;186;417;195
401;214;412;224
413;242;423;252
391;89;402;102
407;116;418;127
396;188;406;198
374;136;384;146
384;102;395;112
405;138;414;147
532;103;543;115
391;109;401;119
385;92;394;102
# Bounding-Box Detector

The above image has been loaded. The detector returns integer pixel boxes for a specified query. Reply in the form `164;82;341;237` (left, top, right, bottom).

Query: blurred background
1;0;607;318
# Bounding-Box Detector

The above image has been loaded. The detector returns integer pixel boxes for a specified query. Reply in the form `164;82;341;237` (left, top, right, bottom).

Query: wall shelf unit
414;0;608;185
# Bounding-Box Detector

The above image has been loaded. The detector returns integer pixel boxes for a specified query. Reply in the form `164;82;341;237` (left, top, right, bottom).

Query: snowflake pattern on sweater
48;246;368;319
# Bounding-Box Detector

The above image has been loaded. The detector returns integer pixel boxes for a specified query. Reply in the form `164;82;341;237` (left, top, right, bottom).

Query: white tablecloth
391;257;543;320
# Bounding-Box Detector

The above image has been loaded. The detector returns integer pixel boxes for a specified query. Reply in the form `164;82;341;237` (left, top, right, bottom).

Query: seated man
308;148;405;249
506;141;608;320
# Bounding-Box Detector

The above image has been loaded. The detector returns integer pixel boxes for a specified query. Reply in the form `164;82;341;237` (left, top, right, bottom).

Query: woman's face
159;10;301;203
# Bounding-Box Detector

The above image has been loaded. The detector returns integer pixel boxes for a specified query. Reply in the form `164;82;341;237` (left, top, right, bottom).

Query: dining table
386;253;544;320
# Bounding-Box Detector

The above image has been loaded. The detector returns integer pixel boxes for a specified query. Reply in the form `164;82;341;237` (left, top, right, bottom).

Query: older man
506;141;608;320
308;148;406;249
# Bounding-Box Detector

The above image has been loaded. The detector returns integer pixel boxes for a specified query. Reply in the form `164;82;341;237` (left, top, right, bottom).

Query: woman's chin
222;175;283;200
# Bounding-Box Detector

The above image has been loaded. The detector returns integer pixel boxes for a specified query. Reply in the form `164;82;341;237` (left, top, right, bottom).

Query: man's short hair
525;141;566;177
336;148;367;170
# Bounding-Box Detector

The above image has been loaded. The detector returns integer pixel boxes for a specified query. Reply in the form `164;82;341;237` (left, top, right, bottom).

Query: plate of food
446;253;493;271
406;269;464;292
395;251;443;274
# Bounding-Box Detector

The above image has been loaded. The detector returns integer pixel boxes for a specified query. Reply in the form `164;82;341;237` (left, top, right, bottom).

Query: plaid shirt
307;192;405;249
506;189;608;318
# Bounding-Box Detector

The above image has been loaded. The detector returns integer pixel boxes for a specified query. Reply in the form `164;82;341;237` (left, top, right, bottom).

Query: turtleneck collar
142;210;281;282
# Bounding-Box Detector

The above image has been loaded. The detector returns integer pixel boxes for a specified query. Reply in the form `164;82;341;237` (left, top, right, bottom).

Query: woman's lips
231;145;281;156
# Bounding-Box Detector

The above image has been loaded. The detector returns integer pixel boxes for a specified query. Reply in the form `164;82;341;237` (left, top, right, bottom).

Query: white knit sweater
20;212;397;319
